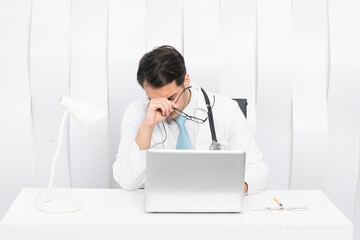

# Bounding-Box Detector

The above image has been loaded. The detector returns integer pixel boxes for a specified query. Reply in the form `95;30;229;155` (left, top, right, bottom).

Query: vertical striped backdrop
0;0;359;238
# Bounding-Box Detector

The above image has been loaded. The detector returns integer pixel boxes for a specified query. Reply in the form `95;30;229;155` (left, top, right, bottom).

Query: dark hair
137;45;187;88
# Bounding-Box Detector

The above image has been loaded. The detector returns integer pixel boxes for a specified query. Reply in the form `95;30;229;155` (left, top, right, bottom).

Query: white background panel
70;0;109;188
108;0;146;188
183;0;220;93
29;0;71;188
355;117;360;240
291;0;328;189
219;0;257;132
0;0;33;219
146;0;183;52
325;0;360;221
256;0;292;189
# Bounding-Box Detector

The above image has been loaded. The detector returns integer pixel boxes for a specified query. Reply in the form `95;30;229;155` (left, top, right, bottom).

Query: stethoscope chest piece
209;140;222;150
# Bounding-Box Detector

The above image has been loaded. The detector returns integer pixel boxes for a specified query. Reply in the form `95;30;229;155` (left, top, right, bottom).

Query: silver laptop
145;150;246;213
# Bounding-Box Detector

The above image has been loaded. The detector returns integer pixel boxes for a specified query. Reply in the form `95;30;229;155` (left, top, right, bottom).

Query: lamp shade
59;96;107;126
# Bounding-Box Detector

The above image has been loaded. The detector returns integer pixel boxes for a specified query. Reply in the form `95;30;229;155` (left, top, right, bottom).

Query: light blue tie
175;115;191;150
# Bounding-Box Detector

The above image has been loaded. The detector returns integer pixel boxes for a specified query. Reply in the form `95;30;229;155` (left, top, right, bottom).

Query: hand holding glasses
150;85;215;148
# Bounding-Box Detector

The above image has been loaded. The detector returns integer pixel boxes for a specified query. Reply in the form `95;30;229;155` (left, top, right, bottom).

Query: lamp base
36;198;82;213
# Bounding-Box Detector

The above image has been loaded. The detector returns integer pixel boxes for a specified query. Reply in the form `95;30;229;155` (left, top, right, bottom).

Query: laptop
145;150;246;213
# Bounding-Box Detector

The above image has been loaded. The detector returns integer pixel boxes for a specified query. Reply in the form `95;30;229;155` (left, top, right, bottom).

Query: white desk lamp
36;96;107;213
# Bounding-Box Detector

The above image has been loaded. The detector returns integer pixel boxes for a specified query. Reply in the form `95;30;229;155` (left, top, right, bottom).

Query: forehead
144;80;180;99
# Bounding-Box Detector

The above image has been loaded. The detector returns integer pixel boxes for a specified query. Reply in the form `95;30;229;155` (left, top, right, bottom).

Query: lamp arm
46;110;69;202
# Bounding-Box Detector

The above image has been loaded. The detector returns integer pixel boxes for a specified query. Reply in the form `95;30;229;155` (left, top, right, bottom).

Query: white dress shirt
113;83;269;194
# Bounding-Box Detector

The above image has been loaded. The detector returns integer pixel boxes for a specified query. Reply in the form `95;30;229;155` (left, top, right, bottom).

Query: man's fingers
149;98;174;116
156;104;167;116
165;100;172;114
151;102;170;116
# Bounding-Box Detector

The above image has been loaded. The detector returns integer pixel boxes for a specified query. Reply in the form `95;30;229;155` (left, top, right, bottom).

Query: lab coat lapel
197;120;212;149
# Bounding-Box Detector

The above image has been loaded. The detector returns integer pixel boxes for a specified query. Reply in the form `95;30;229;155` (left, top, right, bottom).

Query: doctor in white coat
113;45;268;194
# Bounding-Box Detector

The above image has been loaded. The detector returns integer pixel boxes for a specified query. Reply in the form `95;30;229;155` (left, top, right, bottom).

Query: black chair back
232;99;247;118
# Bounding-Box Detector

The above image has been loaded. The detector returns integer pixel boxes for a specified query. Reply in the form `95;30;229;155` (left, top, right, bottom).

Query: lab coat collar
191;82;212;113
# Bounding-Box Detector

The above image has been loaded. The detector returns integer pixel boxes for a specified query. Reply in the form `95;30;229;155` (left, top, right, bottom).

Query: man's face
144;75;190;120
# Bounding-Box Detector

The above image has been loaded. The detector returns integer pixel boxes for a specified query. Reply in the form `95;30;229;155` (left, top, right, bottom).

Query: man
113;45;268;194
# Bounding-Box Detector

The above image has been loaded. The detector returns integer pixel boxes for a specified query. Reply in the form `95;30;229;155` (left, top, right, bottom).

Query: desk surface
0;188;353;240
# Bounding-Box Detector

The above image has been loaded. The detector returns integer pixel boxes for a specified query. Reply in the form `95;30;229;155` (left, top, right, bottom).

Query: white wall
0;0;359;238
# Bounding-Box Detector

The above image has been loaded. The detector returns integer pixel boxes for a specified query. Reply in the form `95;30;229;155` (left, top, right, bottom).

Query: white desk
0;188;353;240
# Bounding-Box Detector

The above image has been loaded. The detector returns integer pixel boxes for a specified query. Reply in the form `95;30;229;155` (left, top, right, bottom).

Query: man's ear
184;74;190;87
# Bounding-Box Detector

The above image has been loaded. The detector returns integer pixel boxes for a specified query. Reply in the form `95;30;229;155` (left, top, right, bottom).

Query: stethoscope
200;88;221;150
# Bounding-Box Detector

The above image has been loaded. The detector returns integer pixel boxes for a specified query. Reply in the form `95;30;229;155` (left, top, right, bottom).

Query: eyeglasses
173;86;215;124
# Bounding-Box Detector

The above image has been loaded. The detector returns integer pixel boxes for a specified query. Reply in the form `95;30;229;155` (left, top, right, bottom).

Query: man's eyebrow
147;92;177;101
167;93;177;99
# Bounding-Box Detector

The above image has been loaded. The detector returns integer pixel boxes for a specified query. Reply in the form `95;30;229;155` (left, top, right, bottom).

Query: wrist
135;121;155;150
142;119;157;128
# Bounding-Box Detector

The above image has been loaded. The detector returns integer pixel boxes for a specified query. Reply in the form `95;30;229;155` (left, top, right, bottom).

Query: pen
273;197;283;207
252;206;309;211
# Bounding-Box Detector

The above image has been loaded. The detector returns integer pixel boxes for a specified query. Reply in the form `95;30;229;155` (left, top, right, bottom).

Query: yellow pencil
273;197;283;207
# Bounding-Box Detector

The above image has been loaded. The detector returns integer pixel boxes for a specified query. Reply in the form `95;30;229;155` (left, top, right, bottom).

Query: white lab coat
113;83;269;194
